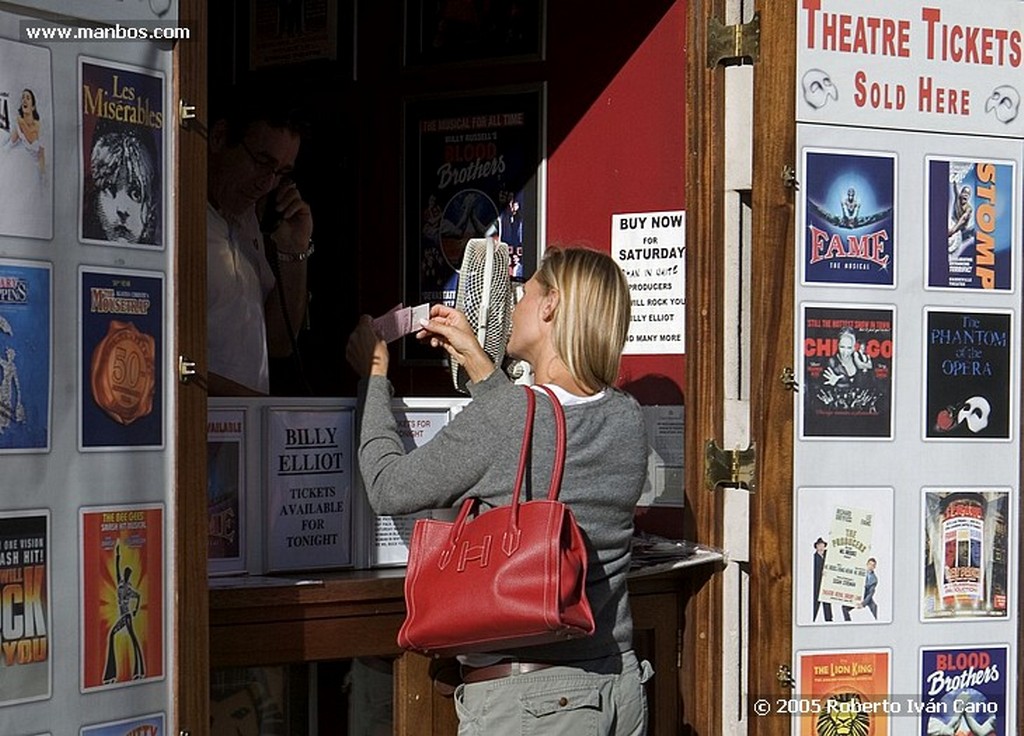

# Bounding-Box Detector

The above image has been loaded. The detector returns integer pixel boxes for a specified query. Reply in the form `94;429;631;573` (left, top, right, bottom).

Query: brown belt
461;661;555;683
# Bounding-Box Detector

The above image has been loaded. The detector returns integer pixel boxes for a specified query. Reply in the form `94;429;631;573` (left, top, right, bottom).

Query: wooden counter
210;564;713;734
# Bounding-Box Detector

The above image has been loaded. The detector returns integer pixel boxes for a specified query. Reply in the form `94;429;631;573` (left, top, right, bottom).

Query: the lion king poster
798;649;891;736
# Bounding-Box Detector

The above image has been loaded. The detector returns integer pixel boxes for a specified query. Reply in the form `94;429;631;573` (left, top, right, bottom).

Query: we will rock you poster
0;510;50;707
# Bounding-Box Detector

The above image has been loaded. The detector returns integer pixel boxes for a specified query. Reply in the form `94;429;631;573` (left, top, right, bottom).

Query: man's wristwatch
277;240;315;262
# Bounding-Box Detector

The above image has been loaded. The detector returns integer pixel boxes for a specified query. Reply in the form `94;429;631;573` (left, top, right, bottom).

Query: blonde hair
535;246;631;390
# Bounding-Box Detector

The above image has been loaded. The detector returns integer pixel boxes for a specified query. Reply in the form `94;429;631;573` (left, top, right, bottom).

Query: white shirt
206;204;276;394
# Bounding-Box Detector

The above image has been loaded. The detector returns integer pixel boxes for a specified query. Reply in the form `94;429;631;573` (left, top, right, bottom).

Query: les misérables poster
80;504;164;691
0;510;50;707
79;57;164;249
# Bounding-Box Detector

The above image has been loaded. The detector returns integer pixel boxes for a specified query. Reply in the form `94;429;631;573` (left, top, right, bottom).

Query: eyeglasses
239;139;294;179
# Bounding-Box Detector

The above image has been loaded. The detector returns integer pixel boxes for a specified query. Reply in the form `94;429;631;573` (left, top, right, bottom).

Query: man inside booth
206;91;314;396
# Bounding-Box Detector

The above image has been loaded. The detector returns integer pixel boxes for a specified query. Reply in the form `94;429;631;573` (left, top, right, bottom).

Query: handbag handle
445;385;567;556
535;385;566;501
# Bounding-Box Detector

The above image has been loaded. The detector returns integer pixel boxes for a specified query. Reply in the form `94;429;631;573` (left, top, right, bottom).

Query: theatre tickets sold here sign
612;210;686;355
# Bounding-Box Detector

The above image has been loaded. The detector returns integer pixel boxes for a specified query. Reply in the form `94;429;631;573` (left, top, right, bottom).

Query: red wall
546;1;688;402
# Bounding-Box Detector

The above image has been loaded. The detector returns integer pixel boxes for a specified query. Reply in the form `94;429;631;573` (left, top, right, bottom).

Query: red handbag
397;385;595;656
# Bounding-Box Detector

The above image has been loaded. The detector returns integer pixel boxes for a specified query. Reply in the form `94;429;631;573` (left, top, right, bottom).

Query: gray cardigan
356;370;649;662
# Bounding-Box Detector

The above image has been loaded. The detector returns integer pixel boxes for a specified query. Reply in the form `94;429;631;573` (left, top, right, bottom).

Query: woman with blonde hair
346;245;652;735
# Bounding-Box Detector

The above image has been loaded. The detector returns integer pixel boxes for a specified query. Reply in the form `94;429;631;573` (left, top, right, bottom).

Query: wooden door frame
683;0;727;733
173;0;209;732
749;2;797;734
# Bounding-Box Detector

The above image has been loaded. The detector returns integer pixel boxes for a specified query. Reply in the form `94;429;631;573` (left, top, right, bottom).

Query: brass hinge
777;664;795;689
707;11;761;67
704;440;756;492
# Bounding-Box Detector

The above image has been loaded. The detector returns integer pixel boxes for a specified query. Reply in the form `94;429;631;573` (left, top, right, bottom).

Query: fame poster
795;487;893;626
800;303;894;439
926;157;1015;291
0;39;53;240
0;259;51;453
923;309;1012;441
80;504;164;691
919;646;1007;736
801;149;895;287
80;712;164;735
0;511;50;707
797;649;891;736
79;267;164;451
208;408;246;575
921;488;1010;621
78;57;165;248
265;407;354;571
404;90;541;360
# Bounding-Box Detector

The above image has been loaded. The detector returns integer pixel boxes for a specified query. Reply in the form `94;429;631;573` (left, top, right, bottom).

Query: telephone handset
260;179;312;394
259;181;287;235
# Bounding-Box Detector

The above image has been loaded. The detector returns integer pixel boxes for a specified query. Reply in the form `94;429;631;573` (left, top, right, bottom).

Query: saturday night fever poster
802;149;895;286
927;157;1015;291
0;259;51;452
80;504;164;691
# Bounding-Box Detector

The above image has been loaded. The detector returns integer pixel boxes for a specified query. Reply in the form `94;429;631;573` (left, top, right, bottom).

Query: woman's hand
821;365;842;386
346;316;389;378
265;179;313;256
416;304;495;384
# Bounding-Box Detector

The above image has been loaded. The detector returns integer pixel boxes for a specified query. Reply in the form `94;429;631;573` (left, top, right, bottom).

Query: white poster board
0;4;178;732
265;407;355;572
792;2;1021;732
611;210;686;354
